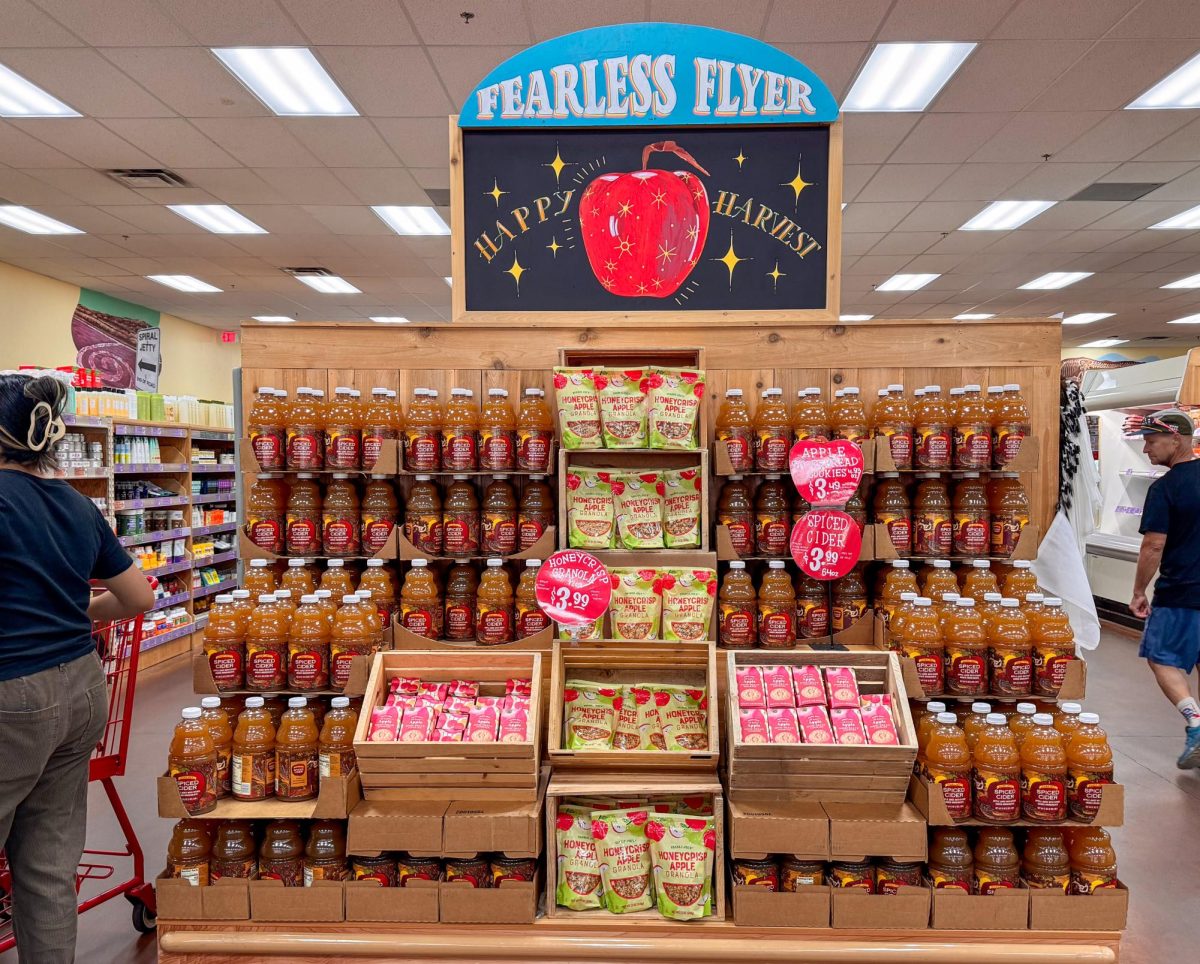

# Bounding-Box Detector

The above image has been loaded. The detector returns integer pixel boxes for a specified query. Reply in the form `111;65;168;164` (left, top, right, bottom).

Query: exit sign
221;331;237;344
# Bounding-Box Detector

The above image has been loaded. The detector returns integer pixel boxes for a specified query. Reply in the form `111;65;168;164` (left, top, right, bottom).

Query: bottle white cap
427;389;439;398
232;590;250;600
1026;593;1045;603
928;701;947;713
892;559;910;569
1045;597;1063;607
1079;712;1100;725
933;559;951;569
257;594;275;604
341;594;359;604
984;592;1002;602
955;598;976;608
200;696;221;709
914;388;926;397
290;558;308;568
729;560;746;570
927;384;942;393
296;387;313;396
1061;702;1082;715
1032;713;1054;726
524;387;542;396
258;386;277;394
288;696;308;709
988;386;1004;395
486;558;503;567
335;386;353;396
372;387;388;396
356;589;372;598
488;388;507;396
1000;598;1019;608
900;592;918;601
327;559;344;568
250;559;270;568
768;560;785;569
964;384;981;392
805;386;821;395
244;696;265;708
296;472;315;480
960;471;980;479
300;594;318;604
879;471;899;478
888;384;904;393
986;713;1007;726
726;388;743;397
834;389;844;397
453;474;468;481
971;702;992;714
181;707;202;720
950;387;964;397
411;559;429;568
415;474;431;482
463;389;474;397
729;474;744;481
936;713;957;724
331;696;350;708
914;597;932;607
878;389;889;398
368;558;384;567
275;389;289;398
844;387;860;396
332;472;349;480
1016;703;1037;715
1005;384;1020;392
215;594;233;604
414;388;429;397
972;560;991;570
315;589;332;598
313;389;324;398
526;558;541;567
451;387;468;396
274;589;292;599
1013;560;1033;570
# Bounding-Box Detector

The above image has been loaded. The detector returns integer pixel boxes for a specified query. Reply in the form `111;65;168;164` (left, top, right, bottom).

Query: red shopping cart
0;614;157;953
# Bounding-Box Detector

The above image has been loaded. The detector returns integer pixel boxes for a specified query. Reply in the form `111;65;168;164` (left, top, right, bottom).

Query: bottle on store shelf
988;474;1030;558
168;707;218;816
1067;828;1118;894
893;597;944;696
166;820;211;886
275;697;319;802
282;557;317;597
1020;713;1068;822
978;592;1004;627
913;475;953;558
516;387;554;472
362;387;400;472
872;383;913;470
949;387;964;422
754;474;790;557
405;388;442;472
443;387;480;471
324;387;362;470
916;701;948;757
482;476;518;556
1054;701;1084;741
1008;702;1038;746
305;821;350;885
285;474;322;557
259;821;305;887
211;821;257;882
287;594;330;692
758;560;797;647
944;598;988;697
358;558;396;631
926;827;973;891
953;384;992;470
244;558;277;597
518;474;554;551
962;559;1000;599
480;388;517;471
319;696;359;781
444;475;481;558
476;558;514;645
229;590;254;635
717;561;757;649
792;387;830;443
248;386;286;471
515;559;550;639
320;558;355;599
844;479;868;533
832;387;868;444
923;559;959;600
716;388;754;472
400;559;443;640
915;385;953;470
261;695;287;732
754;388;792;471
314;588;336;624
444;562;478;641
796;572;830;640
952;474;990;558
323;474;362;556
1022;829;1070;892
972;714;1021;824
717;476;755;557
974;828;1020;893
286;387;325;471
246;475;287;554
352;590;381;644
199;697;233;800
360;476;399;557
1004;560;1040;598
993;384;1032;469
245;595;289;692
272;588;298;619
920;712;971;821
832;565;868;633
872;472;911;556
890;591;919;641
878;559;919;628
1066;713;1114;822
203;594;245;692
962;701;993;751
792;487;813;527
988;599;1032;697
1032;597;1077;697
933;591;961;620
405;475;444;555
1021;592;1046;622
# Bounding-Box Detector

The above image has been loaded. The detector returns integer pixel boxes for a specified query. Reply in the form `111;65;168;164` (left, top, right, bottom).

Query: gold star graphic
546;236;561;258
616;237;635;257
782;161;814;205
657;242;676;265
601;275;615;290
734;149;747;168
685;223;699;241
486;179;508;206
636;281;648;294
618;200;634;217
603;258;617;273
504;253;526;293
712;232;751;289
651;189;667;208
651;276;664;290
590;205;600;216
768;261;786;290
544;145;569;183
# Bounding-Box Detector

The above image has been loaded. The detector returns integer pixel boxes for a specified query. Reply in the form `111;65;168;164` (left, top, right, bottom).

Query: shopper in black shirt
0;374;152;963
1129;409;1200;769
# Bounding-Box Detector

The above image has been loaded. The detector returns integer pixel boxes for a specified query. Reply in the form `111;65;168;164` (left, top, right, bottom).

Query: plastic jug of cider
889;592;918;641
362;387;399;472
951;474;990;557
921;713;972;821
879;559;919;627
518;474;554;551
249;386;286;471
872;473;912;556
319;696;359;781
963;702;993;751
1020;714;1067;822
443;387;479;471
516;559;550;639
1066;713;1114;821
272;588;298;620
479;387;516;471
405;475;444;556
284;474;322;556
754;388;792;471
792;387;830;442
246;474;287;554
894;597;944;697
988;599;1032;696
923;559;958;599
796;573;830;639
476;558;514;645
993;384;1031;469
756;560;797;647
915;385;953;469
831;387;868;444
718;560;757;649
988;474;1030;557
516;387;554;472
199;696;233;800
203;594;245;692
246;595;288;691
872;384;913;470
330;594;376;692
716;388;754;472
286;387;325;470
973;714;1021;823
304;820;349;886
833;566;868;633
934;592;961;619
1054;701;1084;742
400;558;443;639
1003;560;1039;597
405;388;442;472
973;828;1020;893
755;474;790;557
259;821;305;888
1008;702;1038;746
229;590;254;636
361;477;399;555
962;560;999;599
954;384;992;470
275;697;319;802
282;558;317;597
324;386;362;470
211;821;257;882
913;475;952;557
1033;597;1077;697
287;595;330;691
444;562;478;641
1067;828;1118;894
232;697;276;801
443;475;481;558
245;558;277;597
717;477;755;557
318;559;353;599
944;598;988;697
927;827;973;891
916;701;948;756
358;558;396;631
166;820;212;886
322;475;361;556
481;476;518;556
313;588;336;624
168;708;218;816
1022;829;1070;891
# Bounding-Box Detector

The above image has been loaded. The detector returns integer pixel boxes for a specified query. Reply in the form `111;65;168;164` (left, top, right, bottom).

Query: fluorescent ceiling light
1061;312;1114;325
370;316;410;324
843;42;976;112
1149;204;1200;229
147;274;222;293
1167;313;1200;324
1078;338;1128;348
372;206;449;236
1128;51;1200;109
1162;272;1200;289
954;312;994;320
0;205;82;235
252;315;293;323
877;273;939;292
294;274;360;294
168;204;266;234
443;276;453;286
212;47;356;116
960;200;1055;231
839;314;874;321
1019;271;1092;290
0;62;79;116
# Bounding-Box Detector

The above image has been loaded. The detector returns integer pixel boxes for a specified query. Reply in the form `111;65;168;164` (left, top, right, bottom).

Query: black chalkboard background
461;126;830;312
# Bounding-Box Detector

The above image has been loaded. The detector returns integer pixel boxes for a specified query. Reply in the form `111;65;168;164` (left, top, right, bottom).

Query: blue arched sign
459;23;839;128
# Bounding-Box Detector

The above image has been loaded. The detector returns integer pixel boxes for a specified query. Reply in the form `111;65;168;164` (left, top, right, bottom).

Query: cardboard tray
869;434;1042;475
726;796;926;862
395;526;557;562
931;885;1031;930
238;526;399;562
344;878;439;924
869;520;1040;563
439;874;540;924
157;771;361;821
830;884;931;929
239;438;400;477
548;640;719;772
715;522;876;568
155;872;250;922
191;647;372;697
249;879;344;922
909;774;1125;828
730;883;831;927
712;439;874;478
1028;883;1129;931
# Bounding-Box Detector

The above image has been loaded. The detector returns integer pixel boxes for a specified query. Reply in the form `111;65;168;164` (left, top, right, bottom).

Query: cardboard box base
1029;884;1129;931
731;884;830;927
344;879;438;923
249;879;344;923
727;796;829;860
191;647;370;697
155;873;251;921
158;771;361;821
909;774;1125;828
830;884;931;929
439;877;539;924
931;886;1031;930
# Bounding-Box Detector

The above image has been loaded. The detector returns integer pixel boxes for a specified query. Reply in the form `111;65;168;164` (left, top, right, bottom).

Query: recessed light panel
0;205;83;235
1128;51;1200;109
843;43;976;112
877;273;939;292
959;200;1055;231
372;206;450;236
147;275;222;293
1162;273;1200;289
1167;313;1200;324
295;275;360;294
954;312;995;320
0;62;79;116
1019;272;1092;290
1150;204;1200;229
1078;338;1128;348
1061;313;1114;325
168;205;267;234
839;314;874;321
370;316;410;324
213;47;357;116
252;316;294;323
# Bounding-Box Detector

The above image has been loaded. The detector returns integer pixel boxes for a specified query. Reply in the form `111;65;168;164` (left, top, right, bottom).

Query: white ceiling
2;0;1200;347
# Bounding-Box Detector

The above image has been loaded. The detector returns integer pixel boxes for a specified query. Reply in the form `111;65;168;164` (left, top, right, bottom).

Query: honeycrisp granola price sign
790;439;864;507
536;550;612;625
790;510;862;581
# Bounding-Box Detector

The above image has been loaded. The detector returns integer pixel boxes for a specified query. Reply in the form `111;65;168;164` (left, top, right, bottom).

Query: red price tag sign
790;510;863;581
790;440;865;506
535;550;612;626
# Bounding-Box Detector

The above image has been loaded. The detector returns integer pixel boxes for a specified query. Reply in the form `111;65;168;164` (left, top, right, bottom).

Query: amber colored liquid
879;569;919;626
362;395;400;471
324;394;362;470
232;705;276;800
320;565;356;599
927;828;973;891
758;567;796;647
718;567;757;649
993;389;1032;469
954;389;992;470
973;723;1021;823
444;563;478;641
832;567;867;632
259;823;305;887
717;478;755;556
1033;607;1077;697
401;566;443;639
716;393;754;471
913;478;952;557
988;608;1032;696
361;480;399;555
246;599;289;691
517;477;554;550
288;600;330;691
1020;723;1067;822
962;568;1000;599
914;391;953;470
754;394;793;471
329;599;376;691
443;479;481;558
319;705;359;779
358;565;396;631
515;567;550;639
952;477;990;557
248;391;285;471
896;605;944;696
405;391;442;471
244;565;278;597
200;704;234;799
792;393;830;442
963;712;990;751
442;393;480;471
943;608;988;697
168;717;218;815
275;706;319;801
1004;569;1040;598
323;478;361;556
872;477;912;554
1065;723;1114;821
755;477;791;557
167;821;212;885
988;476;1030;557
921;722;972;821
795;575;829;639
1067;829;1118;894
476;565;514;644
281;563;317;598
203;603;245;692
405;478;444;555
482;478;518;556
923;568;959;599
246;477;287;553
286;394;325;470
211;823;257;881
831;394;868;444
1022;830;1070;891
285;477;322;556
872;394;914;469
974;829;1020;893
516;393;554;471
479;394;516;470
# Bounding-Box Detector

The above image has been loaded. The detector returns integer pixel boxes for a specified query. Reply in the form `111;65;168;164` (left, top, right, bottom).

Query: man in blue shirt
1130;409;1200;768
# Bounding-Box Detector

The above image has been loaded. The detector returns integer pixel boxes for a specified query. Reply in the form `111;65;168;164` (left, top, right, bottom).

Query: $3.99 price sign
534;550;612;626
790;510;862;581
790;439;865;507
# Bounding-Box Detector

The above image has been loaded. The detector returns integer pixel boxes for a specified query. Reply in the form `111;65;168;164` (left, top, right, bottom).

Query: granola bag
662;466;703;548
563;680;617;749
592;808;655;914
647;813;716;920
661;569;717;642
566;467;615;549
559;618;603;640
596;369;650;448
654;684;709;751
614;473;665;549
608;568;662;641
555;804;603;910
553;367;602;449
647;368;705;450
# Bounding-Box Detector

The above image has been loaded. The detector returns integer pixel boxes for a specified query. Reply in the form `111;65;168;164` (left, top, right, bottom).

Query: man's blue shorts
1140;606;1200;672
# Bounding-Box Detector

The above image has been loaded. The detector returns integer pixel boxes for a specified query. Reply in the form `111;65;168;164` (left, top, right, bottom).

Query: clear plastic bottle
716;388;754;472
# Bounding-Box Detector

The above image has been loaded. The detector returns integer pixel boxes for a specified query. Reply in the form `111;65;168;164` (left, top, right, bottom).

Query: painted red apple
629;810;648;826
557;813;575;832
563;688;579;703
686;819;708;832
645;820;666;842
592;819;609;840
654;690;671;708
703;829;716;851
579;141;710;299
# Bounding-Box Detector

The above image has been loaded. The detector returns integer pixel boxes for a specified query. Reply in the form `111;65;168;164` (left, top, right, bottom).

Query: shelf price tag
535;550;612;626
790;439;864;507
790;510;862;581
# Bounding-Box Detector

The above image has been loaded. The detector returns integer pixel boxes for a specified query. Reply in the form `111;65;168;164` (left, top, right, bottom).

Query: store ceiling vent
1068;182;1163;202
281;267;334;277
106;169;188;189
425;189;451;206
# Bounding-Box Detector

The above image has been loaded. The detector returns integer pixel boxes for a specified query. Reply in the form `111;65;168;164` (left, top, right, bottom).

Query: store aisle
1;629;1193;964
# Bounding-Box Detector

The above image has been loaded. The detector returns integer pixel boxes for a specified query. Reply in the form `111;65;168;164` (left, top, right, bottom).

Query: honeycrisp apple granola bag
647;368;705;450
596;369;650;448
563;680;617;749
566;467;615;549
654;684;709;751
555;804;603;911
614;472;666;549
608;568;662;641
647;813;716;920
592;808;655;914
662;466;703;548
661;569;717;641
553;367;602;449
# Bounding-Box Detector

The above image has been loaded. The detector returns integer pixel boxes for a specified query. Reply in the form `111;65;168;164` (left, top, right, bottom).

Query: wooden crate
544;773;725;923
725;651;918;804
352;650;541;802
548;641;719;772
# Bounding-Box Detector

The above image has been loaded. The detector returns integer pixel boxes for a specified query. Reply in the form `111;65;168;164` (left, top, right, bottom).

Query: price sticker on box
789;439;864;507
790;510;862;580
535;550;612;626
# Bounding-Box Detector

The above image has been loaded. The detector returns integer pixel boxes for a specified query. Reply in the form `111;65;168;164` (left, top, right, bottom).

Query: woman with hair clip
0;373;153;963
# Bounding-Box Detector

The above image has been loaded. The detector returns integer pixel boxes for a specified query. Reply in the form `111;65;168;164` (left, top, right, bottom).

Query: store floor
2;629;1195;964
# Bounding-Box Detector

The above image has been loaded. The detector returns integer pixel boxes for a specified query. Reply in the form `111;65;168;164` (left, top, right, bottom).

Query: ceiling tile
971;112;1106;163
992;0;1140;39
842;202;918;234
648;1;772;35
100;47;269;117
1052;111;1194;163
890;113;1010;164
1;0;85;45
1135;117;1200;163
330;167;428;205
403;0;532;45
191;118;323;167
774;43;870;101
101;119;242;168
868;232;944;255
1101;161;1199;183
157;0;307;45
286;118;399;167
35;205;150;235
317;46;452;116
25;167;148;205
925;162;1038;201
841;114;921;165
1029;40;1200;111
0;48;174;117
894;201;993;232
1005;162;1121;199
762;0;892;42
33;0;194;45
0;121;80;168
95;204;207;233
1083;199;1199;231
246;168;361;205
300;205;393;235
879;0;1016;39
857;164;958;203
1020;200;1127;229
284;0;420;44
1107;0;1200;38
931;41;1089;113
173;168;288;205
373;117;451;169
0;168;87;206
431;45;527;105
409;167;450;190
8;118;158;168
842;165;879;202
531;1;651;40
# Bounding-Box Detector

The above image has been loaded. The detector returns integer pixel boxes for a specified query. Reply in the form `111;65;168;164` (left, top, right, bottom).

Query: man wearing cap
1129;409;1200;768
